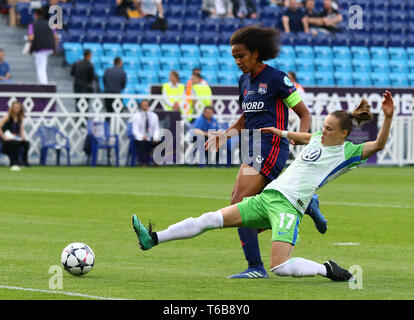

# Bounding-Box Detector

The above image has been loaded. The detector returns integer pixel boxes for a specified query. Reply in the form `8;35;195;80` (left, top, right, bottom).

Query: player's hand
204;130;228;151
382;90;394;118
258;127;282;136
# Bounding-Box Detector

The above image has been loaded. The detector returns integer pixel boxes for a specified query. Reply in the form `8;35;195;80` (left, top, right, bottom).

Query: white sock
156;210;224;244
271;258;327;278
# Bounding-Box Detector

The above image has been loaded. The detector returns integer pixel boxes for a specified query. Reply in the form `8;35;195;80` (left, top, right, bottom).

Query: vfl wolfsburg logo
301;147;322;162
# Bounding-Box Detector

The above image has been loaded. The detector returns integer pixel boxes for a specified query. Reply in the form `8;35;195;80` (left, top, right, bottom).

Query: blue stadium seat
278;45;295;60
124;30;143;44
371;73;390;87
370;47;389;61
166;18;183;32
100;56;115;69
313;33;333;46
102;43;123;57
161;31;182;44
333;59;352;72
332;33;351;47
180;31;201;45
352;73;372;87
179;57;199;70
180;44;200;58
63;42;83;65
350;46;370;60
140;57;160;71
122;44;142;57
334;72;353;86
406;48;414;60
314;59;333;72
332;46;351;60
123;56;141;70
107;16;128;31
370;34;388;47
370;60;390;73
295;45;314;59
159;57;180;71
160;44;181;58
275;58;295;72
157;70;170;83
199;57;219;72
315;72;334;86
218;44;232;58
89;16;108;30
388;47;407;61
104;30;124;44
68;29;86;43
203;18;222;32
388;35;406;47
199;32;220;45
218;72;237;85
389;73;408;88
202;71;218;84
297;72;316;86
222;18;243;33
352;59;371;73
218;57;234;72
125;70;139;85
182;18;203;32
314;46;333;60
135;84;150;95
389;60;407;74
138;72;160;85
68;15;87;29
407;74;414;86
83;43;103;58
295;58;315;72
200;44;220;58
141;43;161;57
142;31;163;44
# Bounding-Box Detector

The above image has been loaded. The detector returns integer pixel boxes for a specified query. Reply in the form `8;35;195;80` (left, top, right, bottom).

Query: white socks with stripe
271;258;327;277
156;210;224;244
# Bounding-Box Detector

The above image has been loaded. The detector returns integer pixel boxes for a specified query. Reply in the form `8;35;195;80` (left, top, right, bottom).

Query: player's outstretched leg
305;194;328;234
132;215;157;250
271;258;352;282
227;228;268;279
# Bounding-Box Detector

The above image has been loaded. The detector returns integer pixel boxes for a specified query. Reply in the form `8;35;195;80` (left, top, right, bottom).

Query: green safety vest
192;84;212;109
162;83;185;110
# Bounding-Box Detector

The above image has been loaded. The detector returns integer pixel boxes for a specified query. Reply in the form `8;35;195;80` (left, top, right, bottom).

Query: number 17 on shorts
273;212;301;245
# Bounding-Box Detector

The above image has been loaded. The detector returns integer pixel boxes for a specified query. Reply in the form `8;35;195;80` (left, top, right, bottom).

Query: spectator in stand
0;49;11;83
303;0;325;35
70;49;96;112
28;8;58;84
231;0;257;19
202;0;233;18
103;57;127;123
318;0;343;33
116;0;139;18
136;0;164;18
0;101;30;171
162;70;185;112
131;99;160;167
282;0;309;34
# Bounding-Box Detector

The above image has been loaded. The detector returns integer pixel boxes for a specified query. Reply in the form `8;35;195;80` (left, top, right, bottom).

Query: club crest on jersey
284;76;294;87
301;147;322;162
255;155;264;164
257;83;268;94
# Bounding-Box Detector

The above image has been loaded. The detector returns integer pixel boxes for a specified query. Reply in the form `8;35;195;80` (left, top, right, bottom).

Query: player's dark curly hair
332;99;374;137
230;25;281;61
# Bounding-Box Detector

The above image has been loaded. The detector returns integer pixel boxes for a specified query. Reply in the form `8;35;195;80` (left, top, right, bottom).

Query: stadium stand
8;0;413;90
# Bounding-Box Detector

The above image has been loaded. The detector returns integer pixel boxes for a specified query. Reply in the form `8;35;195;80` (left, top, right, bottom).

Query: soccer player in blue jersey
204;25;327;279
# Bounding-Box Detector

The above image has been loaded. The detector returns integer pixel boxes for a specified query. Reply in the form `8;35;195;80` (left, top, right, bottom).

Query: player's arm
259;127;312;145
291;100;312;134
361;91;394;160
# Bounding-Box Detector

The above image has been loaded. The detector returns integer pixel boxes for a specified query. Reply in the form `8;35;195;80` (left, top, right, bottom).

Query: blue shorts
242;134;290;182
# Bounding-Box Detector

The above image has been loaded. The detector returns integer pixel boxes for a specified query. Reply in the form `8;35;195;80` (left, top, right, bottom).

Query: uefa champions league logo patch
301;147;322;162
284;76;294;87
257;83;268;94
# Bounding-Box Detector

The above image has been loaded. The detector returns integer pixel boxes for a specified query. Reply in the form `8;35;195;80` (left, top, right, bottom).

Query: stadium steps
0;14;73;93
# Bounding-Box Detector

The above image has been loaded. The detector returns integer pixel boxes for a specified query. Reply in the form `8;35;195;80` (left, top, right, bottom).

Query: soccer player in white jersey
132;91;394;281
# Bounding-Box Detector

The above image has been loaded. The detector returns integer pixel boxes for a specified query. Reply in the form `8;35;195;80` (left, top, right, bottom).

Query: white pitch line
334;242;360;246
0;186;413;209
0;285;130;300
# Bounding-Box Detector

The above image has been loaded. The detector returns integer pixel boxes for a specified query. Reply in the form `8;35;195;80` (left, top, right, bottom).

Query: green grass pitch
0;165;413;300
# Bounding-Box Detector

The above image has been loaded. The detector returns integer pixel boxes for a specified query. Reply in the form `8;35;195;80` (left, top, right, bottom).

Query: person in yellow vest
191;73;213;117
161;70;185;112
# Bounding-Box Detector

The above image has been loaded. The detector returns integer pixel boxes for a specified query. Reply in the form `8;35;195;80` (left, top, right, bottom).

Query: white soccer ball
61;242;95;276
